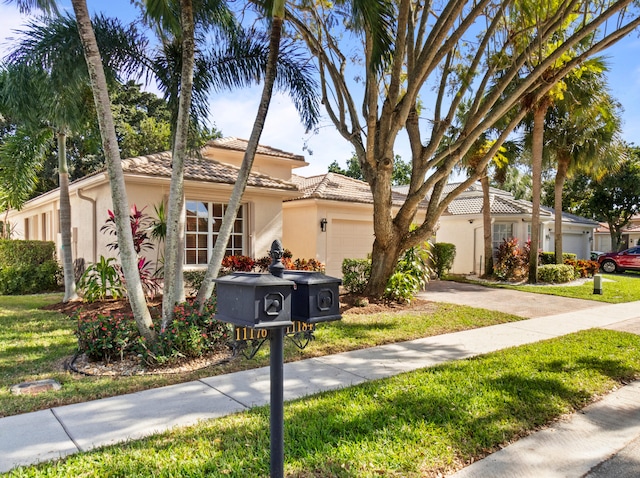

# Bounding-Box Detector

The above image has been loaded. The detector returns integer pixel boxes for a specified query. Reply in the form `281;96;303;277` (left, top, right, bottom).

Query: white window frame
184;200;245;265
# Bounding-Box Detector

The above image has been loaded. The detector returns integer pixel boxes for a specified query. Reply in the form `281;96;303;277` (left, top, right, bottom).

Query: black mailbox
282;271;342;324
214;272;295;329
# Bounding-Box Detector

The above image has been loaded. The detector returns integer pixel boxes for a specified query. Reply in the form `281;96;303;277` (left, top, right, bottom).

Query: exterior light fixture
320;218;327;232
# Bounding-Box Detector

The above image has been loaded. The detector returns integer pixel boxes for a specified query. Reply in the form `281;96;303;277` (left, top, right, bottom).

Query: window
492;223;513;251
185;201;245;265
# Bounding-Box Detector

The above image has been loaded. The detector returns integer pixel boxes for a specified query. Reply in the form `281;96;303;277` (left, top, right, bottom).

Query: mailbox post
214;240;341;478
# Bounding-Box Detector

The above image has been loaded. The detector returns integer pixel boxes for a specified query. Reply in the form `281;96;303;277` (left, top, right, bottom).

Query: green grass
0;296;524;418
497;273;640;303
8;329;640;477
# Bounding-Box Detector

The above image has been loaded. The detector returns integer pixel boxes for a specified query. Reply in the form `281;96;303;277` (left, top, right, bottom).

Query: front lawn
8;329;640;477
0;295;524;418
499;273;640;303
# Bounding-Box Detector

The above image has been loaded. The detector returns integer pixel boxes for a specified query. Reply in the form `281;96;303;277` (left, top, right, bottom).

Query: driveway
418;280;598;318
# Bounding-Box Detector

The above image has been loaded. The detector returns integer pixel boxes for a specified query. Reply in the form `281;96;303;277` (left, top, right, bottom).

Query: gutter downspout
77;188;97;264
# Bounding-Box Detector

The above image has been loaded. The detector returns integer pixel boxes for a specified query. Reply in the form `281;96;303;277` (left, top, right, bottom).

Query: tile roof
288;173;408;206
205;137;306;162
121;151;298;191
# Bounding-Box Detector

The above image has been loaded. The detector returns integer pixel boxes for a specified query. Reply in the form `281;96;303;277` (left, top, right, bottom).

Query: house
434;183;599;275
283;173;418;277
5;138;309;274
593;215;640;252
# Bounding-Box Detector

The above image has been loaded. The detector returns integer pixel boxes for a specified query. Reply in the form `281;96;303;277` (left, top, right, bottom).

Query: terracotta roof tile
288;173;407;206
206;137;305;162
122;151;297;191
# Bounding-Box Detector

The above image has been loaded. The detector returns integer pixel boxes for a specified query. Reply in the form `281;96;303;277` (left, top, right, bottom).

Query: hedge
0;240;61;294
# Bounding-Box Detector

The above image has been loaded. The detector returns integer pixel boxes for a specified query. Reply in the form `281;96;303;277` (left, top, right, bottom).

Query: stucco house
434;183;599;275
593;215;640;252
282;172;419;277
5;138;309;276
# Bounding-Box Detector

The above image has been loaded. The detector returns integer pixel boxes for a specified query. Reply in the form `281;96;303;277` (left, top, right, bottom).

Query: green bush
539;252;578;265
537;264;576;283
184;270;206;295
75;311;139;363
384;243;432;303
77;256;125;302
0;240;61;294
431;242;456;279
342;258;371;294
137;298;231;366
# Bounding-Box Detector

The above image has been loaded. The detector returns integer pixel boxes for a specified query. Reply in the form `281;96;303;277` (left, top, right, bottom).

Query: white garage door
326;219;374;277
563;233;586;259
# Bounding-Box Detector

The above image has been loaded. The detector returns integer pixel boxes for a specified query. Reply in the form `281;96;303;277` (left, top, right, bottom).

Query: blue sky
1;1;640;178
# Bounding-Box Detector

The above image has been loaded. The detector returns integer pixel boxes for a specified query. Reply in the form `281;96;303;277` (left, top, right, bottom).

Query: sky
1;1;640;179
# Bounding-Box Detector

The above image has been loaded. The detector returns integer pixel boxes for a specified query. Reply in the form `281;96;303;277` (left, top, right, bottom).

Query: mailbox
282;270;342;324
214;272;295;329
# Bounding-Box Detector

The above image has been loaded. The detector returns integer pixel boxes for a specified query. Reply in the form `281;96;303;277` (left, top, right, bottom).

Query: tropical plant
431;243;456;279
77;256;125;302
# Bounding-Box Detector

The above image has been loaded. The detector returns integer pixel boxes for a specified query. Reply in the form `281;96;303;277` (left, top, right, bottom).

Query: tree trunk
195;4;284;308
71;0;155;343
57;132;78;302
365;236;404;297
554;155;570;264
481;172;494;277
161;0;194;329
528;102;546;283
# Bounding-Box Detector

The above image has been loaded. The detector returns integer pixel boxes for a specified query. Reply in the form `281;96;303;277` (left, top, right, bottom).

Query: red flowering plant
75;311;139;363
137;298;231;366
221;255;255;273
96;205;161;297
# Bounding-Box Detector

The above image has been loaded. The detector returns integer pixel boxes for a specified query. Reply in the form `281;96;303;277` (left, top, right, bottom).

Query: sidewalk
2;284;640;475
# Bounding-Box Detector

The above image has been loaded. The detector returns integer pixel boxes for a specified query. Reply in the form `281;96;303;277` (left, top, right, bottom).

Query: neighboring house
593;215;640;252
434;183;598;275
5;137;308;275
283;172;420;277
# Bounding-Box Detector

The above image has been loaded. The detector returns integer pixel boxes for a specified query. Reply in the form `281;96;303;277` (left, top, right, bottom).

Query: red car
598;247;640;273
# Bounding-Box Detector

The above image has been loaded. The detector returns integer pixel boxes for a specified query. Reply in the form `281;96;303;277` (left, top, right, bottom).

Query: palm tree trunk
528;102;546;283
57;131;78;302
161;0;194;329
71;0;155;343
554;155;570;264
481;172;494;277
195;2;285;308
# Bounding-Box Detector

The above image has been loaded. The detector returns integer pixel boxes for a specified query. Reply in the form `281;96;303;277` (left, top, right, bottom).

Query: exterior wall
201;147;306;182
283;199;375;278
438;215;594;275
5;174;290;272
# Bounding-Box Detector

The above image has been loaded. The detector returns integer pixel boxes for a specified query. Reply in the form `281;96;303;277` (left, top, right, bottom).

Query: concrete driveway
419;279;598;318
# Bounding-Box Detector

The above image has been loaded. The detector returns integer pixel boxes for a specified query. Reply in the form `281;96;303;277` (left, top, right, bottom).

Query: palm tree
70;0;156;342
2;14;150;302
544;59;622;263
140;0;320;327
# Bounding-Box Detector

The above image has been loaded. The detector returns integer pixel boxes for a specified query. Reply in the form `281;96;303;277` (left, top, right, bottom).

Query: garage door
563;233;587;259
326;219;374;277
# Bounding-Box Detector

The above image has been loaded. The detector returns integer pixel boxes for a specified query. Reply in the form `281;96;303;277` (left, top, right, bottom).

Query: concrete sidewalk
2;285;640;475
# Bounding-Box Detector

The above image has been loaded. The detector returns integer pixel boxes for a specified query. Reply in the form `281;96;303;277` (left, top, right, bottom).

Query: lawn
7;328;640;477
459;272;640;303
0;294;525;418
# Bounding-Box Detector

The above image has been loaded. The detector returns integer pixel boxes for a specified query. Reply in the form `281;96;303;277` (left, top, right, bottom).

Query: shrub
184;270;206;295
431;242;456;279
539;252;578;265
564;259;600;278
137;298;231;366
538;264;576;283
77;256;125;302
494;238;529;281
0;240;61;295
342;258;371;294
75;312;139;363
384;242;432;303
